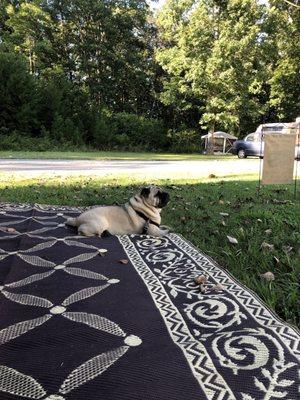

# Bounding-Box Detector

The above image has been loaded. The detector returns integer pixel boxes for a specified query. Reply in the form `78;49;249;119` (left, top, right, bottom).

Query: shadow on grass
0;151;236;161
0;178;299;327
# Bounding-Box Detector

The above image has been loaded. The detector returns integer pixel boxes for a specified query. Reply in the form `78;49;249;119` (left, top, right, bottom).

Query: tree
3;0;157;113
0;50;38;135
4;1;55;74
43;0;157;112
268;0;300;120
156;1;278;138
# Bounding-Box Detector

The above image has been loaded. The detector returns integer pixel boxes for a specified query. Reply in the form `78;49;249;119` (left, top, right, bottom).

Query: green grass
0;174;299;327
0;150;235;161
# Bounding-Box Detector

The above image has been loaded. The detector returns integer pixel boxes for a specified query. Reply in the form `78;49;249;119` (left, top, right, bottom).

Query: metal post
257;134;264;197
294;157;299;199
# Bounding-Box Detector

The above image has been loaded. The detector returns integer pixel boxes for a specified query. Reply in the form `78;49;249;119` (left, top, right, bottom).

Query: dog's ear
141;187;150;198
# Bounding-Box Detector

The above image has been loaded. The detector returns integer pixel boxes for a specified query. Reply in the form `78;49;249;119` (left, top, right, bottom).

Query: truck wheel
238;149;247;159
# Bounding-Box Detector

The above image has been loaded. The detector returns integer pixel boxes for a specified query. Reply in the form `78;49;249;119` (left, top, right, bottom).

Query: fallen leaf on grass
220;220;226;227
257;219;263;223
220;212;229;217
227;235;238;244
282;246;293;254
265;229;272;236
260;271;275;281
261;242;274;252
118;259;129;265
212;283;225;292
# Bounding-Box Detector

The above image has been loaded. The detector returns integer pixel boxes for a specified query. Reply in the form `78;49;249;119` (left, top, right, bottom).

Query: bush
37;73;91;146
0;52;39;136
90;111;168;151
0;131;85;151
90;108;115;149
167;128;200;153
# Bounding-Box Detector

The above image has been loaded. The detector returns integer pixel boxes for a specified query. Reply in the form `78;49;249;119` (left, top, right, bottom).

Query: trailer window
262;126;283;133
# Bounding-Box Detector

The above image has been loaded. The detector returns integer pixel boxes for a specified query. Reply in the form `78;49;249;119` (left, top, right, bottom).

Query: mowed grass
0;174;299;327
0;150;235;161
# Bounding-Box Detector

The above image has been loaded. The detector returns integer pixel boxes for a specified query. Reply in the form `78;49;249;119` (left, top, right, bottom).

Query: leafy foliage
156;0;300;136
0;51;38;136
0;0;299;150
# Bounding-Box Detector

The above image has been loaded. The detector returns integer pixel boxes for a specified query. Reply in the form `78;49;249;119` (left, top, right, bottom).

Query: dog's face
140;185;170;208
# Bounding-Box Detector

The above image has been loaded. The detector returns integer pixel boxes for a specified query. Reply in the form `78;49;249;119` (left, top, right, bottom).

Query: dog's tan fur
66;186;169;237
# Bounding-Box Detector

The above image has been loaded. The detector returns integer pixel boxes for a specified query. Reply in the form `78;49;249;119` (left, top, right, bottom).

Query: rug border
169;232;300;336
0;202;89;212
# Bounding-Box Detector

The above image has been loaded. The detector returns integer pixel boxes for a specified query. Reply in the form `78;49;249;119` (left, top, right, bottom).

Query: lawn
0;150;235;161
0;174;299;327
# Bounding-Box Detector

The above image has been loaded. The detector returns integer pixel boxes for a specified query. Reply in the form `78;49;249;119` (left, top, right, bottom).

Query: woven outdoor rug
0;203;299;400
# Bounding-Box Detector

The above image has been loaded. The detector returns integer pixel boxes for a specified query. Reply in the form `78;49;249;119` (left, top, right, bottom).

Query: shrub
0;131;85;151
37;73;91;146
167;128;201;153
0;52;39;136
90;108;115;149
108;112;168;151
90;111;168;151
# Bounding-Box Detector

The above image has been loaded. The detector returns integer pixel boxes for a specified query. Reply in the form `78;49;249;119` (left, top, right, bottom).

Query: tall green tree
156;0;279;136
4;1;55;73
268;0;300;120
3;0;157;113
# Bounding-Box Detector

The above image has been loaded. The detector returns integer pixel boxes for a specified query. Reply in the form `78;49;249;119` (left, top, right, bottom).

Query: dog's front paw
156;227;169;237
160;225;172;233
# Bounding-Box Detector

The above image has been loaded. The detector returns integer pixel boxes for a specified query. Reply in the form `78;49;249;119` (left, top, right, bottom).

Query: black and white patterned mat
0;203;299;400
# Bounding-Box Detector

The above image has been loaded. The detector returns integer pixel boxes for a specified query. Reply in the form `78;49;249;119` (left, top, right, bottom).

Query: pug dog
66;185;170;237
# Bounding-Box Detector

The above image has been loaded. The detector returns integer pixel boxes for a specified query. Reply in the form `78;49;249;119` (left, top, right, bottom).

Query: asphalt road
0;158;260;179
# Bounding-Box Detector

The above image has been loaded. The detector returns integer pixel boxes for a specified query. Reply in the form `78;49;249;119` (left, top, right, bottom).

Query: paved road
0;158;260;179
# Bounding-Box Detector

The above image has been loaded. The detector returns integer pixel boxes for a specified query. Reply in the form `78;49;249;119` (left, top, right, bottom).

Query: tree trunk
206;123;215;154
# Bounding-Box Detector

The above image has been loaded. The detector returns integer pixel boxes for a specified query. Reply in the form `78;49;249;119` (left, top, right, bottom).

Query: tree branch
282;0;300;9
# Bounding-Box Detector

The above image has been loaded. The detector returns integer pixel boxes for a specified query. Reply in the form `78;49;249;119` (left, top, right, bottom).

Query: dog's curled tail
65;217;78;227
